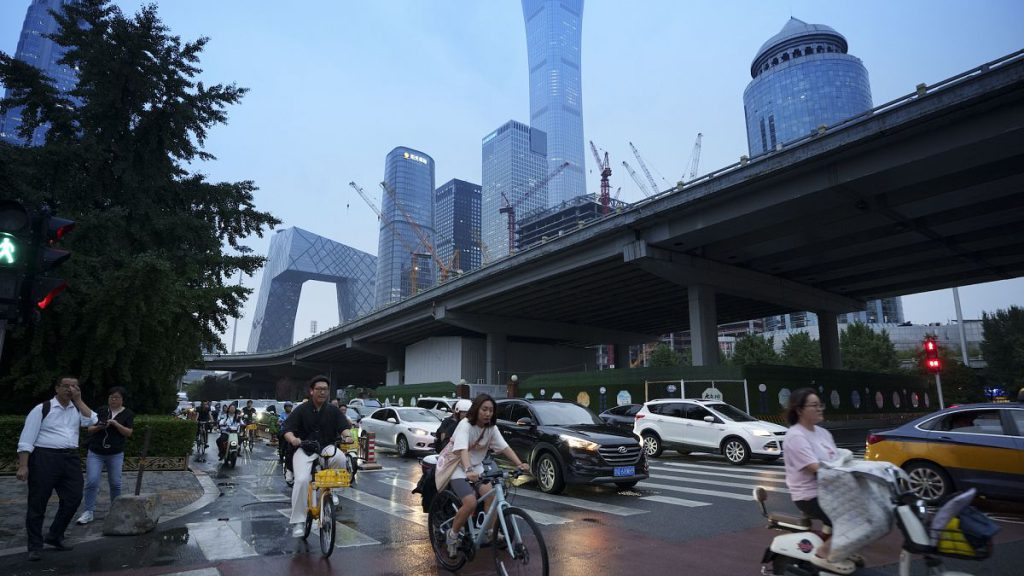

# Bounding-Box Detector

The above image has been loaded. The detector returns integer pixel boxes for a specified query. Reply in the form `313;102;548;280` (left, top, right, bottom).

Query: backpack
39;400;77;420
412;467;437;512
433;416;458;453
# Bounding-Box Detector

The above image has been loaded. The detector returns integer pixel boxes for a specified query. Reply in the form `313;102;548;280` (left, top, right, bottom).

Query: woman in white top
783;387;839;561
216;403;242;460
445;394;529;558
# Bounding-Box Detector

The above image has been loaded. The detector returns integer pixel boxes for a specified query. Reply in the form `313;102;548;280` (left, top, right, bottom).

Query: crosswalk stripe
364;474;419;491
638;481;752;501
335;488;429;526
512;489;648;516
647;473;790;494
639;495;712;508
186;520;258;561
274;509;381;548
651;462;788;483
654;460;787;476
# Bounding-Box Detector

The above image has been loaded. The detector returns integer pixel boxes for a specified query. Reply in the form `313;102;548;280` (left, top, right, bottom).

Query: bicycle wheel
428;490;466;572
319;491;337;556
493;506;548;576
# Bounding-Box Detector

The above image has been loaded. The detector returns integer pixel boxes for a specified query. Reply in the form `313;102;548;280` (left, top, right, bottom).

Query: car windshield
399;409;442;423
531;402;603;426
706;403;758;422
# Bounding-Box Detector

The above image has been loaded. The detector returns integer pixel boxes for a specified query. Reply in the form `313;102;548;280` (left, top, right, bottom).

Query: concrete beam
433;306;657;345
339;338;402;359
623;241;863;314
688;285;719;367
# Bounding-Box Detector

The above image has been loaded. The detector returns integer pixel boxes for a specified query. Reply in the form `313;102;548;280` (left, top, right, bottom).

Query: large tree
731;334;779;366
649;343;683;367
780;331;822;368
0;0;279;413
980;305;1024;391
840;323;900;373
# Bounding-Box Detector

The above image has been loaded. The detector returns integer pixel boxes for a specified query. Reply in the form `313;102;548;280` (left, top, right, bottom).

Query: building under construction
517;193;629;252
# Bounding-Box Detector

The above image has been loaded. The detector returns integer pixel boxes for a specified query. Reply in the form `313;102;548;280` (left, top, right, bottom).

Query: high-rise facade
434;179;482;276
376;147;436;307
481;120;547;258
745;18;902;330
0;0;80;146
522;0;586;206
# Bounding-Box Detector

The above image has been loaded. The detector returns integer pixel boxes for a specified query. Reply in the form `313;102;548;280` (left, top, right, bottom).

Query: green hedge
373;381;458;407
0;414;194;458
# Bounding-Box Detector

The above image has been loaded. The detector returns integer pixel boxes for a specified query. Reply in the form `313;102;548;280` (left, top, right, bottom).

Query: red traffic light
923;337;941;374
924;340;937;352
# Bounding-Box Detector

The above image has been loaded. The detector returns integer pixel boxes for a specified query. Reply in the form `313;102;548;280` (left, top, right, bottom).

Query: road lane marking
274;509;381;548
364;473;419;491
654;461;787;476
512;489;648;516
638;481;752;501
647;473;790;493
186;520;258;561
650;462;788;483
640;495;712;508
335;489;429;526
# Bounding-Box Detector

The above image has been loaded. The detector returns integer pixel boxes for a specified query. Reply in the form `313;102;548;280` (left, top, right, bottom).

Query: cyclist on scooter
216;403;242;460
282;376;351;537
443;394;529;558
783;388;843;568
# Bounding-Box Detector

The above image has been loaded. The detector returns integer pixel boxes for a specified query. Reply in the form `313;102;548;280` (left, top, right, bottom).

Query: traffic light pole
0;319;6;364
935;372;945;410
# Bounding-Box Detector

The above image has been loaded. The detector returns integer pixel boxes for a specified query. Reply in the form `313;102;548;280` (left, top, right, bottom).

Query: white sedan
359;407;444;457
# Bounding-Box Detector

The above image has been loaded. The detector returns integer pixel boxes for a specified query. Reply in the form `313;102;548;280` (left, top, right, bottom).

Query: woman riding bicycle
442;394;529;558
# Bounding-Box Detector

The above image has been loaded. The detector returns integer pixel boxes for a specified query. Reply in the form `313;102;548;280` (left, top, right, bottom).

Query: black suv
495;399;648;494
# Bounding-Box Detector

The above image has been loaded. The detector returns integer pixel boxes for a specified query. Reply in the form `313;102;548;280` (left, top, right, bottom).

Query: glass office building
522;0;586;206
0;0;80;146
435;179;482;276
746;18;902;330
481;120;548;258
376;147;436;307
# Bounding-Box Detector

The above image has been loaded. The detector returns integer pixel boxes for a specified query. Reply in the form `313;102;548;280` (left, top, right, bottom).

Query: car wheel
904;461;953;503
535;453;565;494
396;435;409;458
615;480;639;489
722;437;751;465
641;432;663;458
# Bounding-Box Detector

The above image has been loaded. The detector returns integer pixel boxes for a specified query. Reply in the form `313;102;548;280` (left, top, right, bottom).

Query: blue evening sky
2;0;1022;350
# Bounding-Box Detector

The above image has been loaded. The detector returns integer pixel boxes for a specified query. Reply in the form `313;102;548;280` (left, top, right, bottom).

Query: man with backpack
16;376;98;562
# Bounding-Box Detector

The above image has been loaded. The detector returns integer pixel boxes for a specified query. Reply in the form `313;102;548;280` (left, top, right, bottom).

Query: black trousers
26;448;83;550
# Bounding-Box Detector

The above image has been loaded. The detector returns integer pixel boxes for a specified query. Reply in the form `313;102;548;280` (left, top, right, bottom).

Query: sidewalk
0;466;217;556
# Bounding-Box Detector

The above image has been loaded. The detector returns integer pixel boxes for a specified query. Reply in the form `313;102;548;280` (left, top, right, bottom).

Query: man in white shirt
17;376;97;562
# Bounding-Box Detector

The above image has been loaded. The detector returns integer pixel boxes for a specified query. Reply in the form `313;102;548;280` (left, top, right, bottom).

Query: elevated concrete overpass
205;51;1024;390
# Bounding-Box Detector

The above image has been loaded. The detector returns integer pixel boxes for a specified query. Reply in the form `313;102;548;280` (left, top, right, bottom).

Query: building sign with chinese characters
403;152;428;164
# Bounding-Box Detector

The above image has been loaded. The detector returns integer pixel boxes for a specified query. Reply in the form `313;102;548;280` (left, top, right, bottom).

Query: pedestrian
434;398;470;453
17;376;98;561
76;386;135;525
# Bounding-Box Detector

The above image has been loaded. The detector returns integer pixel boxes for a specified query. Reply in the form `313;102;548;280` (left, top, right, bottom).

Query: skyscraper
744;18;902;330
0;0;80;146
481;120;548;258
434;179;482;276
376;147;436;307
522;0;586;206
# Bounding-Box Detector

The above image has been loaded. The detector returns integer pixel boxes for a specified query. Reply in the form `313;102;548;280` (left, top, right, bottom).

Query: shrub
0;414;193;459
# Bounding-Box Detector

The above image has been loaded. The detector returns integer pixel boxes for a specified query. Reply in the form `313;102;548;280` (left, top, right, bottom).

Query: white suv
633;399;787;465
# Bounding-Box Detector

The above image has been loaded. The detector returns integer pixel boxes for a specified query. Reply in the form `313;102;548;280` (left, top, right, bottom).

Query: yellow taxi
865;402;1024;502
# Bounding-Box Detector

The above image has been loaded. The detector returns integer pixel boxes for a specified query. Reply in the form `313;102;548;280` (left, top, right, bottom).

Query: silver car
359;407;443;457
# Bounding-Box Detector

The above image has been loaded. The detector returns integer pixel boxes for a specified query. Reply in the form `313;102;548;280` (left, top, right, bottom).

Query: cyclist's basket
928;490;998;561
338;439;359;453
935;517;993;560
315;468;351;488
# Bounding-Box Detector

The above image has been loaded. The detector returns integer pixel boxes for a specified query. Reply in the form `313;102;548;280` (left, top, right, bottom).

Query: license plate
613;466;634;477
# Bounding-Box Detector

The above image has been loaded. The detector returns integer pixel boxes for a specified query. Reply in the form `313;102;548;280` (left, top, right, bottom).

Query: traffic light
28;209;75;314
0;200;32;322
923;337;941;374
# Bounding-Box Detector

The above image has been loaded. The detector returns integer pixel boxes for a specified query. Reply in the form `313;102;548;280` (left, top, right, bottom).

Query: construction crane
471;228;492;265
380;180;452;282
685;132;703;180
589;140;612;214
499;161;570;256
350;181;432;295
348;181;382;220
629;141;661;196
621;160;652;197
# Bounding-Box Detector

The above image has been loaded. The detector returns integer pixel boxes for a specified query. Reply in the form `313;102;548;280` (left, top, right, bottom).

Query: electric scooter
224;422;241;469
754;467;993;576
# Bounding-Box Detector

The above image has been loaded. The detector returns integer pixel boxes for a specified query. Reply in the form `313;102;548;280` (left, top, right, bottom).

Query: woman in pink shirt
783;388;839;559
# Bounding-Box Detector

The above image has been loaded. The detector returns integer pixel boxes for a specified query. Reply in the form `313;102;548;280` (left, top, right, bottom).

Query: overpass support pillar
613;344;630;370
486;332;507;386
688;284;719;367
817;311;842;370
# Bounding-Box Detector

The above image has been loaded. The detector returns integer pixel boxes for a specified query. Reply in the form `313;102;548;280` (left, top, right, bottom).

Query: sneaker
291;523;305;538
445;529;460;558
809;555;856;575
76;510;94;525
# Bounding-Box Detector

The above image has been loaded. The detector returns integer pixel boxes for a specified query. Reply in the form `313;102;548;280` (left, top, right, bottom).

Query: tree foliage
780;332;822;368
0;0;279;414
731;334;779;366
649;343;682;367
840;323;899;373
980;306;1024;390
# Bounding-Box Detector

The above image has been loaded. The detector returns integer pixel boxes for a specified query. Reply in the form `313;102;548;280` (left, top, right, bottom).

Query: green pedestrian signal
0;234;17;265
0;200;32;321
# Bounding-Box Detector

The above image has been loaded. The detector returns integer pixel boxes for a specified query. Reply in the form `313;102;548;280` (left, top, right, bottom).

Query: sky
2;0;1023;351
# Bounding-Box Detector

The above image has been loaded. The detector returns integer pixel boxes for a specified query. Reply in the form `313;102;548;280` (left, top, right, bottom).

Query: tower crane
379;180;452;282
629;141;661;196
348;181;382;220
589;140;612;214
499;161;570;256
349;181;431;295
685;132;703;180
621;160;652;197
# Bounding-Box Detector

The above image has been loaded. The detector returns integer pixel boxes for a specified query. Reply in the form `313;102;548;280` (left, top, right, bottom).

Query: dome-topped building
743;17;872;158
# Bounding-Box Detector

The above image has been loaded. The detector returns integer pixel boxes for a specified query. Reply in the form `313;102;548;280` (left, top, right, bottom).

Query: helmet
454;399;472;413
284;402;293;409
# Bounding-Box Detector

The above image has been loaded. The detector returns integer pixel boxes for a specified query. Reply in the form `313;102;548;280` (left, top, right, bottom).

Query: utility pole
952;287;970;366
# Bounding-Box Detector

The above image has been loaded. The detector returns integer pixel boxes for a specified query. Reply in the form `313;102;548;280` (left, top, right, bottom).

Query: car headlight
750;429;773;437
409;428;429;436
560;435;599;452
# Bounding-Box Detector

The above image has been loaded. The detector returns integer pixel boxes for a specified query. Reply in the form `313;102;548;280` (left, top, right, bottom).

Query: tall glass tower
745;18;902;330
435;179;482;276
522;0;586;206
376;147;436;307
481;120;548;258
0;0;80;146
